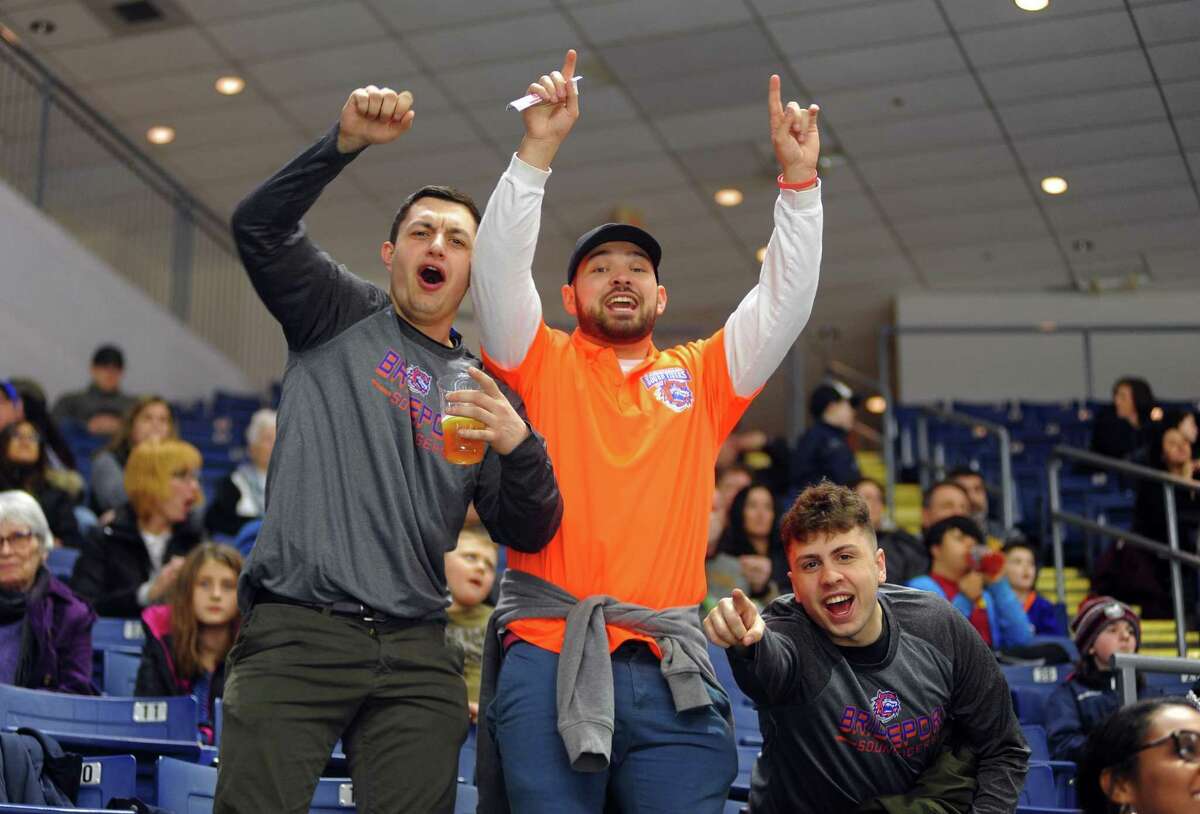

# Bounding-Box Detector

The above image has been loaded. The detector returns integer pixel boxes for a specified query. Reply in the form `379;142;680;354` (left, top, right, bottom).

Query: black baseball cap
810;380;860;418
91;344;125;369
566;223;662;284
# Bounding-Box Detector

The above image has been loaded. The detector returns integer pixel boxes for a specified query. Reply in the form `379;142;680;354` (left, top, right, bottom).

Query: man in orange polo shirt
463;50;824;813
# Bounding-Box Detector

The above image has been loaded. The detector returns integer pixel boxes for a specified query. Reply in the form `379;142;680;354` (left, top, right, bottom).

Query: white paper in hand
507;76;582;112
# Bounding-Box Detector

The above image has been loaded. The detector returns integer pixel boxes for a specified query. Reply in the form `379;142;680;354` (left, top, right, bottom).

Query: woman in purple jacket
0;490;96;694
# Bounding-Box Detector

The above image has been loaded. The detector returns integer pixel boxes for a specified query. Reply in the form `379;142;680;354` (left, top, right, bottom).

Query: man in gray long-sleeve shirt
213;85;562;814
705;483;1028;814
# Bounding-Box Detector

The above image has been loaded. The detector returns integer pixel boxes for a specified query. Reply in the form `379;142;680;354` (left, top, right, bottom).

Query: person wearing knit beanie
1043;596;1143;763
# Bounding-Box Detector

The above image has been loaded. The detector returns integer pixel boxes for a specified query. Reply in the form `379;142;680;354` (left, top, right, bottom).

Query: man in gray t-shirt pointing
214;84;562;814
705;482;1028;814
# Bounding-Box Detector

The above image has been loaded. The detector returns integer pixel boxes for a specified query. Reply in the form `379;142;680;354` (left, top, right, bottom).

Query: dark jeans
213;603;468;814
489;641;737;813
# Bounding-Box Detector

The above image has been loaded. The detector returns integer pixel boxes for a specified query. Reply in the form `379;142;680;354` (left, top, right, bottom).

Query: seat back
0;684;197;744
101;650;141;697
76;754;136;809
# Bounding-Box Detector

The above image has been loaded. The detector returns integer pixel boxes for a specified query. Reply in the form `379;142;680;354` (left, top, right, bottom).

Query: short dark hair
91;344;125;369
922;479;970;508
1077;697;1194;814
947;467;983;483
388;186;481;244
780;481;874;557
924;515;983;554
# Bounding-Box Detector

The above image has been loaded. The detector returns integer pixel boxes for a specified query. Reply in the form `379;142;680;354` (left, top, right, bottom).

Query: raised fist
337;85;415;154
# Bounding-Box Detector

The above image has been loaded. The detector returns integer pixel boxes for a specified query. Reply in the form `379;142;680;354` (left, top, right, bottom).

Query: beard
577;300;658;344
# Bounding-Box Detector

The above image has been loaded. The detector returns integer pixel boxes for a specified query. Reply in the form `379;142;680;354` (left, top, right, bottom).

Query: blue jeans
489;641;737;813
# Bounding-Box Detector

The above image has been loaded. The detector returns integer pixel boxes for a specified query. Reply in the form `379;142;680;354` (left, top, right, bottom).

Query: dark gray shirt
231;127;562;620
730;586;1028;814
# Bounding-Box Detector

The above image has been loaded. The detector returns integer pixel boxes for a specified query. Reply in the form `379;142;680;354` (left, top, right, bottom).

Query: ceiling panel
244;40;420;97
996;85;1164;139
769;0;947;53
47;27;225;84
1045;185;1199;232
173;0;323;24
816;73;983;127
836;108;1003;159
602;24;775;83
360;0;553;31
960;10;1136;69
438;50;581;104
940;0;1124;30
1130;0;1200;44
1147;40;1200;81
0;0;111;47
1163;78;1200;116
403;11;576;70
1045;154;1194;197
204;2;382;63
899;205;1050;249
876;175;1032;221
856;142;1019;188
654;102;762;152
570;0;750;43
979;50;1153;104
788;37;964;93
625;61;779;118
1015;120;1179;173
86;70;264;119
916;237;1066;285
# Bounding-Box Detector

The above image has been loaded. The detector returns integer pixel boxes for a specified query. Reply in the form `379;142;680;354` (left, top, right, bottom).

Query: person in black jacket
70;440;203;618
791;381;861;490
0;421;83;549
136;543;242;745
1090;377;1155;463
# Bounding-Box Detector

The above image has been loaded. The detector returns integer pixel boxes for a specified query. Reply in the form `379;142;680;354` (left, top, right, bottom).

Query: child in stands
444;526;498;723
1044;596;1142;763
1003;541;1066;636
135;543;242;744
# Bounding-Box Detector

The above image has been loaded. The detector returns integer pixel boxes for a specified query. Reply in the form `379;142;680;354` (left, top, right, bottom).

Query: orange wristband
777;172;818;191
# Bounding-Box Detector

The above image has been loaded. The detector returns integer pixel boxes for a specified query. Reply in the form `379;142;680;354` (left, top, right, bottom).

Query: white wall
0;178;253;403
896;292;1200;403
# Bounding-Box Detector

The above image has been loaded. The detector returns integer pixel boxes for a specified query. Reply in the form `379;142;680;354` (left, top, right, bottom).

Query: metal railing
876;323;1200;520
915;407;1015;530
0;33;282;386
1048;446;1200;658
1111;652;1200;706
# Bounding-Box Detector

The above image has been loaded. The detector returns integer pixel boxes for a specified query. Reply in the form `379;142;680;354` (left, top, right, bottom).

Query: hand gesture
704;588;765;649
337;85;415;154
517;49;581;170
767;75;820;184
148;556;186;603
444;368;530;455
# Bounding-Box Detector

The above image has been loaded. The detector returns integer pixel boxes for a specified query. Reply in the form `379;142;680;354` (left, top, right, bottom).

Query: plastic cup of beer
438;371;487;465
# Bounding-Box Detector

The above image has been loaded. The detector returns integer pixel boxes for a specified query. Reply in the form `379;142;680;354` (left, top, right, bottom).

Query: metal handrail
1048;445;1200;658
914;406;1015;531
1111;653;1200;706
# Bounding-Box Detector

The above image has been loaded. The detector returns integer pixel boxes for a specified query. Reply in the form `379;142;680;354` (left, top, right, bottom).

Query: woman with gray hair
204;409;276;538
0;491;95;694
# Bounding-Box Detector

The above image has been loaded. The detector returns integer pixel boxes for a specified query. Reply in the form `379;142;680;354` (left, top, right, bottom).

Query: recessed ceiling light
865;395;887;415
146;125;175;145
1040;176;1068;195
1015;0;1049;10
714;188;743;207
755;246;767;263
214;75;245;96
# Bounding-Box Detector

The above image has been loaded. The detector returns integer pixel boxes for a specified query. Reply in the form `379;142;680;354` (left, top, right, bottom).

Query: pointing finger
561;48;577;81
767;74;783;129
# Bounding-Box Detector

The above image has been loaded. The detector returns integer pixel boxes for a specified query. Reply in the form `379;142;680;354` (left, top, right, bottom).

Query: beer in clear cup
437;371;487;465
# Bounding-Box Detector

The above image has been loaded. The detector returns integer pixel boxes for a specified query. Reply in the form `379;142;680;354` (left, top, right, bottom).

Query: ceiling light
755;246;767;263
1040;176;1068;195
864;395;887;415
714;188;743;207
1014;0;1049;11
146;125;175;145
214;75;245;96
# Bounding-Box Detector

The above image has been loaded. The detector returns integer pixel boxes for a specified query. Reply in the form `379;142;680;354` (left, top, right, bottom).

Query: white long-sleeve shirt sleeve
723;185;823;398
470;154;550;370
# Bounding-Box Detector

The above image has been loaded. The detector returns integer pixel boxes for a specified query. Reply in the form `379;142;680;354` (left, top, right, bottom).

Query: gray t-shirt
232;128;562;621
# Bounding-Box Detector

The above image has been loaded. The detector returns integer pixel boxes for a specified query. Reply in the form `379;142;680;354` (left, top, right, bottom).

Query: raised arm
724;76;824;398
471;50;581;369
232;86;415;351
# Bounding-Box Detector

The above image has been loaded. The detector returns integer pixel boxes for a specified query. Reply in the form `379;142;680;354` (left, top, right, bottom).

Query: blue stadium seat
232;518;263;558
101;650;141;697
731;745;759;799
76;754;136;809
0;807;131;813
454;784;478;814
1019;762;1057;807
45;548;78;581
157;757;358;813
1002;665;1066;687
1022;724;1049;760
91;618;144;653
0;685;199;757
1011;684;1058;725
724;801;747;813
458;727;475;784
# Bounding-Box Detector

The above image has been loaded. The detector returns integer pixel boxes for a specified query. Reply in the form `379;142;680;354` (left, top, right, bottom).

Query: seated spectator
204;408;276;537
90;396;175;517
444;526;497;724
1044;597;1142;763
9;379;77;475
1076;697;1199;814
853;477;927;585
704;483;1029;813
922;480;972;529
50;344;136;437
948;466;1022;547
791;381;861;490
708;483;786;604
708;464;752;553
1090;376;1155;463
1097;423;1198;619
135;543;242;744
0;380;21;433
0;490;95;694
0;422;83;549
907;516;1032;651
1003;540;1066;636
71;440;203;618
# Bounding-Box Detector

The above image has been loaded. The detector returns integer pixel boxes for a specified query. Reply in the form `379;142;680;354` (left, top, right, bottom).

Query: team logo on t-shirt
406;364;432;395
871;689;902;724
641;367;694;413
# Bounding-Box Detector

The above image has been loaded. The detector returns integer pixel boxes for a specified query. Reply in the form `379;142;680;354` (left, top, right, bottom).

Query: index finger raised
561;49;577;82
467;366;504;397
767;74;783;127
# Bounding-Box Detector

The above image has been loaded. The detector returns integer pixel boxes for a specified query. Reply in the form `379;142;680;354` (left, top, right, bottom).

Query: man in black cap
791;379;861;490
466;50;825;813
51;344;136;436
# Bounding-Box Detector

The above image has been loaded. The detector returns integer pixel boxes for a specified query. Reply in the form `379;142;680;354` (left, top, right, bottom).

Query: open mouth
418;264;446;290
824;593;855;623
605;293;638;313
